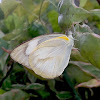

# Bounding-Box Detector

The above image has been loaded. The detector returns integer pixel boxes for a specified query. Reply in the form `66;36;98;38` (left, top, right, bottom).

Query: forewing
10;42;31;69
29;38;73;79
10;34;63;69
25;34;63;55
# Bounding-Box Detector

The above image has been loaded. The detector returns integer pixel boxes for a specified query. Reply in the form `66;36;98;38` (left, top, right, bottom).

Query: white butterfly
10;32;74;79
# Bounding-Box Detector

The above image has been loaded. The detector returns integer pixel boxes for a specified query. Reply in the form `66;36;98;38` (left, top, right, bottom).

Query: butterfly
10;32;74;79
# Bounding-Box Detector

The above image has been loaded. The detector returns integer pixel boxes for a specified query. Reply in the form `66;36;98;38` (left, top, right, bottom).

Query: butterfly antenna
1;47;12;54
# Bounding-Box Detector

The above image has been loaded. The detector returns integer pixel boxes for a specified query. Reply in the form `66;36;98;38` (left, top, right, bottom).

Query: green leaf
26;83;45;90
0;0;19;17
83;0;100;10
37;90;50;99
2;77;12;90
27;1;49;23
71;49;88;62
80;0;87;7
0;89;29;100
48;10;61;32
0;7;4;20
13;13;27;29
21;0;33;11
4;13;27;31
3;30;21;41
90;9;100;18
0;20;9;33
28;22;47;37
70;61;100;80
3;29;30;49
56;91;72;100
74;24;100;69
0;89;6;95
13;4;27;17
75;79;100;88
58;0;90;30
12;63;25;73
0;53;8;71
27;72;37;83
4;15;15;31
66;64;92;84
48;79;57;93
12;84;26;89
12;83;45;90
74;24;93;33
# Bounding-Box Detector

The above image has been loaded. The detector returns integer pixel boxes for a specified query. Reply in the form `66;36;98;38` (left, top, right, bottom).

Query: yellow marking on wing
55;36;69;41
30;35;69;53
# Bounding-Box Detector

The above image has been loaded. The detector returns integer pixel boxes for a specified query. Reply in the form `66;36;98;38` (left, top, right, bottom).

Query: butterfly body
10;33;74;79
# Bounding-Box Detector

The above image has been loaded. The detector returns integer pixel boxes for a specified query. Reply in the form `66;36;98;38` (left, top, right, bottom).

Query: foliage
0;0;100;100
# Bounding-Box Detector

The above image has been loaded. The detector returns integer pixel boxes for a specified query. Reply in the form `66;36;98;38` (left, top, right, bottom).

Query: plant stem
64;70;82;100
0;63;14;87
39;0;45;21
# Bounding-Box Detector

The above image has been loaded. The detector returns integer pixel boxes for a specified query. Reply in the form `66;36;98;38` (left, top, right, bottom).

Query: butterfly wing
29;36;74;79
10;34;63;69
10;42;31;69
